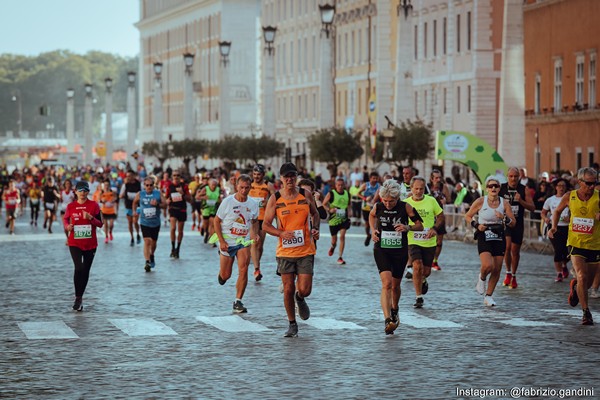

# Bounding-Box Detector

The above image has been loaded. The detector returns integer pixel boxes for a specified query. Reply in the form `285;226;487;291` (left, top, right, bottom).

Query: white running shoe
476;275;486;295
483;295;496;307
590;288;599;299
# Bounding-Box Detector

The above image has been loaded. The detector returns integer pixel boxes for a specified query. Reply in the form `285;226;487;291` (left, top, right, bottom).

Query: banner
435;130;508;183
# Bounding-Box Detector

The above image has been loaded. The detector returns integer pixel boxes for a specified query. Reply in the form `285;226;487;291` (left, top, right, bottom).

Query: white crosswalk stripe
497;318;562;327
399;312;463;328
109;318;178;336
18;321;79;339
196;315;272;332
301;317;366;330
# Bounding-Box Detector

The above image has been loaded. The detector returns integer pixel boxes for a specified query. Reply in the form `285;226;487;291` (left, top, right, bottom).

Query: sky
0;0;139;57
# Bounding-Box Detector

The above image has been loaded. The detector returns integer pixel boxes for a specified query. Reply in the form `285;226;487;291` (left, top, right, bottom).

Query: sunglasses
172;175;180;178
486;184;500;189
581;180;597;187
144;184;153;187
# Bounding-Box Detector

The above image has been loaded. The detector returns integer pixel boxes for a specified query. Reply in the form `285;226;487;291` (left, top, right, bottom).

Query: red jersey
63;200;103;250
4;190;19;210
159;179;171;194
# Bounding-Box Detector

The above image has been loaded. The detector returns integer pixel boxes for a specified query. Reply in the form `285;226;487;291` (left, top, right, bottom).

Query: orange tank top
275;188;316;258
249;182;270;220
100;191;116;214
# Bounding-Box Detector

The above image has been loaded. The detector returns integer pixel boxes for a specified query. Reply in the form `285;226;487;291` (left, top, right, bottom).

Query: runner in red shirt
63;180;103;312
3;180;21;235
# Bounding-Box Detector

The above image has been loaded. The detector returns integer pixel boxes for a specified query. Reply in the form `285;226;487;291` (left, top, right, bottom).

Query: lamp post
319;4;335;129
104;77;113;164
183;52;195;140
127;71;137;162
262;26;277;139
153;62;163;143
84;83;93;165
219;41;232;139
11;89;22;138
66;88;75;152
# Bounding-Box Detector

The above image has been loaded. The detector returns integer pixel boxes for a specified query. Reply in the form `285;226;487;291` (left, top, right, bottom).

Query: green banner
435;130;508;183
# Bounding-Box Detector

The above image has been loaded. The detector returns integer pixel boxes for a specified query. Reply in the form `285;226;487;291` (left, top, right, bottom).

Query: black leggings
69;247;96;297
30;202;40;222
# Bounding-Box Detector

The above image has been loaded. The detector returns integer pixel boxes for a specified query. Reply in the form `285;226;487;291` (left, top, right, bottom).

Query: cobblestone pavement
0;211;598;399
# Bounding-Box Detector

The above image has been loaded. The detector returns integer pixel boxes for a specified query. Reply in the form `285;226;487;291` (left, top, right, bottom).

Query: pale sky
0;0;139;57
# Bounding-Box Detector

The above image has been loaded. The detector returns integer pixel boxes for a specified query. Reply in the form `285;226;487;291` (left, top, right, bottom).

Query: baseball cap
253;164;266;173
279;162;298;177
75;181;90;192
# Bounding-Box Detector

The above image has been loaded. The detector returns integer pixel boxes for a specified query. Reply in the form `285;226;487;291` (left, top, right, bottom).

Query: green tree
171;138;209;175
308;127;364;176
373;119;434;167
236;135;284;165
142;141;173;171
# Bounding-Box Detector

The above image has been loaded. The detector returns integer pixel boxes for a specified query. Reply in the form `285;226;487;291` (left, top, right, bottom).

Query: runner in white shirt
541;178;571;282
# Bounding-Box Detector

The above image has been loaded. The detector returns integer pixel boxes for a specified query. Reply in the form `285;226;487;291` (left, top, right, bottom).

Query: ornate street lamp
183;52;195;139
153;62;163;76
262;26;277;56
127;71;136;87
319;4;336;38
183;52;195;72
219;41;232;67
126;71;137;161
105;77;113;162
104;77;113;92
398;0;413;19
66;88;75;152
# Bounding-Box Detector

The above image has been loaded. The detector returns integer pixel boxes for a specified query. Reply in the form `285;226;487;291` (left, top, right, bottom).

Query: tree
373;119;434;167
308;127;364;176
171;138;209;175
141;141;173;171
236;135;284;165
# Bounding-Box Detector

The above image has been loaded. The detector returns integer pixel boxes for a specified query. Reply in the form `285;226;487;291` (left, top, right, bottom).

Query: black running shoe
295;292;310;320
170;249;175;258
390;308;399;325
174;248;180;259
422;278;429;295
364;235;370;246
137;234;141;244
130;238;135;247
204;234;209;244
254;268;263;282
72;298;83;312
582;308;594;326
568;279;579;307
233;300;247;313
414;297;424;308
284;322;298;338
144;261;151;272
218;275;226;285
384;317;398;335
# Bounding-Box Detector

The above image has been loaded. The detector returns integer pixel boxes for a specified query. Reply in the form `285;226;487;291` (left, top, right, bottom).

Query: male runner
248;164;275;282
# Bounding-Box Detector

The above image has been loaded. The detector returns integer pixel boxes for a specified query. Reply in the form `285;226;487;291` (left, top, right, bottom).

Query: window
554;148;561;171
456;86;461;113
467;11;471;51
576;54;585;106
433;20;437;57
576;148;582;170
290;41;294;76
414;91;419;116
414;24;418;60
424;90;428;115
554;59;562;112
456;14;461;53
443;87;447;114
535;74;541;114
443;17;447;55
424;22;428;58
589;147;595;167
589;53;596;107
351;31;355;65
358;28;362;64
467;85;471;113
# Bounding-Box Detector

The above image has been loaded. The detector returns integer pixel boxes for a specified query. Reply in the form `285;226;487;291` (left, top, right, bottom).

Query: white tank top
478;196;504;225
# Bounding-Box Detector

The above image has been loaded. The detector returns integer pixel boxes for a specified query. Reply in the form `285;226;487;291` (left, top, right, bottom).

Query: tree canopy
374;119;434;167
308;127;364;175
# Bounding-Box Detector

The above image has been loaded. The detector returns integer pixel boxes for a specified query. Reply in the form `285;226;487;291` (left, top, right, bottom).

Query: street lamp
153;63;163;142
126;71;137;162
84;83;94;164
66;88;75;153
219;41;232;139
319;4;336;38
11;89;22;138
262;26;277;56
219;41;232;67
319;4;336;129
398;0;413;19
105;77;113;164
183;53;195;140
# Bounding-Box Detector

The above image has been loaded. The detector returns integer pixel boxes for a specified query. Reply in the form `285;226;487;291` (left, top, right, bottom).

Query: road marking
542;309;582;318
109;318;178;336
18;321;79;339
301;317;366;330
498;318;562;327
196;316;272;332
400;312;463;328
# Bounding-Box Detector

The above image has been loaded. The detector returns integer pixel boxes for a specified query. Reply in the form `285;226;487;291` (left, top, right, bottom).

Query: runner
3;180;20;235
198;178;222;245
166;171;190;259
63;180;103;312
548;167;599;325
405;176;444;308
499;167;535;289
28;181;42;227
322;177;351;265
60;180;76;239
465;176;516;307
194;175;210;236
159;172;171;226
188;174;202;231
42;177;60;234
369;179;423;334
399;166;415;201
358;172;380;246
120;170;142;246
426;169;451;270
262;162;321;337
349;179;363;227
133;176;166;272
541;178;571;282
99;179;117;244
213;174;260;313
248;164;275;282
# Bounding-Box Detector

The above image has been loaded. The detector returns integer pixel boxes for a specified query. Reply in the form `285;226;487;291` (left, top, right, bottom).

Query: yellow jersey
567;190;600;250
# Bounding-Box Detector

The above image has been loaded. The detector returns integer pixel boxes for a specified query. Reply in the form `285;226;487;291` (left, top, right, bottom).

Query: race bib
484;230;501;241
282;229;305;248
104;201;114;208
30;198;39;205
572;217;594;234
127;192;137;200
171;192;183;202
73;224;92;239
511;205;519;217
45;202;55;210
335;208;346;217
413;228;430;241
380;230;403;249
249;196;264;208
143;208;157;218
7;199;16;205
206;199;217;206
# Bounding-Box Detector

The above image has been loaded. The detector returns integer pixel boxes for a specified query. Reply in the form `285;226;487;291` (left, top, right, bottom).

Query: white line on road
18;321;79;339
109;318;178;336
400;312;463;328
541;309;582;318
196;315;272;332
301;317;366;330
498;318;562;327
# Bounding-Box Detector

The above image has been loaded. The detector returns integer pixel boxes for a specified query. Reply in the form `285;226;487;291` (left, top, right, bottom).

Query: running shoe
204;234;209;244
509;275;518;289
48;227;52;234
390;308;399;325
432;261;441;271
405;267;413;281
170;249;175;258
502;273;512;286
384;317;398;335
483;295;496;307
422;278;429;295
582;308;594;326
554;273;563;283
130;238;135;247
136;234;141;244
173;248;180;259
337;257;346;265
144;261;151;272
233;300;247;313
279;282;284;293
562;266;569;280
43;221;47;229
413;297;424;308
568;279;579;307
284;322;298;338
328;245;336;257
72;297;83;312
364;236;370;246
590;288;600;299
476;275;486;295
109;232;113;241
253;268;263;282
218;275;226;285
30;220;33;225
104;237;109;244
150;260;156;269
295;292;310;320
191;223;196;231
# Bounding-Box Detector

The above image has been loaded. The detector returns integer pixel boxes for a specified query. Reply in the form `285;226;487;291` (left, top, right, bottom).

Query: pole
105;88;113;164
66;93;75;152
84;90;93;165
184;65;194;140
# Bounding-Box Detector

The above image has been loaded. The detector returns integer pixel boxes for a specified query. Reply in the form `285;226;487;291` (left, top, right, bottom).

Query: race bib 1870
572;217;593;234
73;224;92;239
380;231;403;249
282;229;305;248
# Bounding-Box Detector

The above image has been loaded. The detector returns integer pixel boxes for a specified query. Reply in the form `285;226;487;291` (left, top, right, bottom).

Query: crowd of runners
1;161;599;333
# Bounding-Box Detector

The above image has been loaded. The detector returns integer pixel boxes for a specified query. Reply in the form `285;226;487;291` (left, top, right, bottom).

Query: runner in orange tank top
248;164;275;282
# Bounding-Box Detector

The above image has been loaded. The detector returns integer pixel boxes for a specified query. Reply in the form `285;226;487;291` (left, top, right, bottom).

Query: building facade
523;0;599;177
